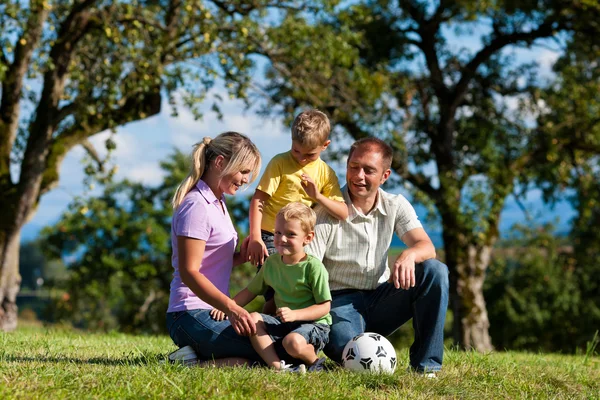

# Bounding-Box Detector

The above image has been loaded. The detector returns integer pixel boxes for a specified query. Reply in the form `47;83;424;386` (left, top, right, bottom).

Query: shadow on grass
4;354;159;366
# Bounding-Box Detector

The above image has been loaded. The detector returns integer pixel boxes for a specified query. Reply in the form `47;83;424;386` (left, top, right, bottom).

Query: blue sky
20;38;576;244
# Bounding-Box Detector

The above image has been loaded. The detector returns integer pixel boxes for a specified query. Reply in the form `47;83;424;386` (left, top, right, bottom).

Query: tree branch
451;21;556;114
40;89;161;196
0;1;49;183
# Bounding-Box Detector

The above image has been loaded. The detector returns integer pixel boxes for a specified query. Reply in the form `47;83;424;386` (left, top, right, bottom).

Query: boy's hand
276;307;296;323
248;238;269;266
210;308;228;321
300;173;319;201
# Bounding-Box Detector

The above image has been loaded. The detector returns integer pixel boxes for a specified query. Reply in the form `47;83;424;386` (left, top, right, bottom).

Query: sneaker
308;357;326;372
280;360;306;373
168;345;198;366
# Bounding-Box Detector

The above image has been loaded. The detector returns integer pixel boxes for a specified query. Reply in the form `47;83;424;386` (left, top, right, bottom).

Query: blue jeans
325;259;449;372
166;309;261;361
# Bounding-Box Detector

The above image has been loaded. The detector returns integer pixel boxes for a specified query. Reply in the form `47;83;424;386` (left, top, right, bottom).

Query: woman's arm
177;236;256;336
233;236;250;266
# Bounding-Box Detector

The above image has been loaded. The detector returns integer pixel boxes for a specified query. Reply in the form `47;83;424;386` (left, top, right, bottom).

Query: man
306;137;449;374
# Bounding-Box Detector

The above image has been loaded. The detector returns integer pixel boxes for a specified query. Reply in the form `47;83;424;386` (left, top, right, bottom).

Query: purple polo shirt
167;179;238;312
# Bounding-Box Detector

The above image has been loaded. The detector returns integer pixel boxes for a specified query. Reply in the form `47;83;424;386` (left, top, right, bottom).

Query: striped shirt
306;185;423;291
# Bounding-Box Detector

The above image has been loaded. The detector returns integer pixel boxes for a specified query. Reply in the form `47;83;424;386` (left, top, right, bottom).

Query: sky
19;34;576;245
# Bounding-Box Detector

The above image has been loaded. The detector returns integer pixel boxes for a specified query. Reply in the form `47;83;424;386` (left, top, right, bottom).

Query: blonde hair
172;132;261;209
277;202;316;234
291;109;331;148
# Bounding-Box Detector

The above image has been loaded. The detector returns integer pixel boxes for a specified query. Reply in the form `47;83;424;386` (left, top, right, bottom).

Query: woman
166;131;261;366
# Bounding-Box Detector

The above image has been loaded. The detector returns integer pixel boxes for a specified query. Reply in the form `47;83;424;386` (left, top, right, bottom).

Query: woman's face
219;169;251;195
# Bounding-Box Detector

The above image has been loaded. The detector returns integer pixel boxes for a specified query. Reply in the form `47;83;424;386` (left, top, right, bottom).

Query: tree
257;1;600;350
0;0;308;330
528;38;600;345
42;149;254;333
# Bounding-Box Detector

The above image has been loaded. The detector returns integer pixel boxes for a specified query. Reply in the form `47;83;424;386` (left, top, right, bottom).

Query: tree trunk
0;228;22;332
444;232;495;352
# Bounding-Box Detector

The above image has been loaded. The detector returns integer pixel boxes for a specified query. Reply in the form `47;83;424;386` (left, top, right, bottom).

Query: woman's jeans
166;309;260;361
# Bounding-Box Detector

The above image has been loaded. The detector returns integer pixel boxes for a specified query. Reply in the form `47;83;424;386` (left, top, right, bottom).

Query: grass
1;322;598;399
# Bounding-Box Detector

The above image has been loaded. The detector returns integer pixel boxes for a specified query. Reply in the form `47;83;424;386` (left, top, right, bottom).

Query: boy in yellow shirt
247;109;347;311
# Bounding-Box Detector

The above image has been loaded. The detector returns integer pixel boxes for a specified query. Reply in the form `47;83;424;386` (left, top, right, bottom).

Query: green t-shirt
247;254;332;325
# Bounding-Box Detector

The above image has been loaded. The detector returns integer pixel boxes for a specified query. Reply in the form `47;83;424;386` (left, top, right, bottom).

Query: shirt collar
342;185;387;220
195;179;222;205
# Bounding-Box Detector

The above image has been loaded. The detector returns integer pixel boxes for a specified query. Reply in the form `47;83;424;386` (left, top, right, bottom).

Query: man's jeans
324;259;449;372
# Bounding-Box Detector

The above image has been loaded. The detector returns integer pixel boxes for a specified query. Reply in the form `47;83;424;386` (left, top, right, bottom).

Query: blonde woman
166;132;262;366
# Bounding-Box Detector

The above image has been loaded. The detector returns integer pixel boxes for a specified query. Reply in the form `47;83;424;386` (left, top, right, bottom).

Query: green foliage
41;150;254;333
1;325;599;399
485;223;599;352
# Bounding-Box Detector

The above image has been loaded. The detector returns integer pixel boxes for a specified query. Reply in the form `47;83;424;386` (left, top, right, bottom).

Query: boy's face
273;215;314;257
291;140;330;166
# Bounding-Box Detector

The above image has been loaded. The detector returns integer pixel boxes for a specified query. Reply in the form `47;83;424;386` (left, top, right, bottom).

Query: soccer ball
342;332;397;374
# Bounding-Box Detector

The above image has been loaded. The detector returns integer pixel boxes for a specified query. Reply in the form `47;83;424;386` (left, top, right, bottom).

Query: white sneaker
308;357;326;372
280;360;306;373
168;345;198;366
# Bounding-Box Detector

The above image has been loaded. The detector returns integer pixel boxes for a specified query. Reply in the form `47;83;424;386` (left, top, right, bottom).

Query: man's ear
380;168;391;185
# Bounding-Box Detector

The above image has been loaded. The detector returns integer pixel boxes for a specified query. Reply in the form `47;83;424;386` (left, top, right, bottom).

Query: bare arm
301;173;348;220
276;301;331;323
233;236;250;266
177;236;256;336
248;190;271;265
314;195;348;220
232;288;258;308
390;228;436;290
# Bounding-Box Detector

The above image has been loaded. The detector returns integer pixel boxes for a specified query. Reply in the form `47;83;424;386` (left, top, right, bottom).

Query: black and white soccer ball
341;332;397;374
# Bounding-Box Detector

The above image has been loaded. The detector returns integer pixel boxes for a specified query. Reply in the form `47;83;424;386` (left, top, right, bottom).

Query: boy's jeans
324;258;449;372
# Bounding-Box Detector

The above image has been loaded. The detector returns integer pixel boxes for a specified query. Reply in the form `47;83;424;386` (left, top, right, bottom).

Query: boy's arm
276;301;331;323
314;195;348;220
248;190;271;266
301;174;348;220
233;288;258;308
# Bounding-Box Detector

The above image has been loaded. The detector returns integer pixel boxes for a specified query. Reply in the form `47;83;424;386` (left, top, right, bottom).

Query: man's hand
247;238;269;266
227;306;257;336
210;308;228;321
391;251;416;290
300;173;319;200
276;307;297;323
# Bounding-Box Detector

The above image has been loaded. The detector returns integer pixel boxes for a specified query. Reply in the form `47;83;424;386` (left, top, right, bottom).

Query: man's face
346;146;391;200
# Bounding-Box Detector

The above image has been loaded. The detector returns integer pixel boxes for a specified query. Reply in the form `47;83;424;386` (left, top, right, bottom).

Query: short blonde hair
172;132;261;209
277;202;316;234
291;109;330;148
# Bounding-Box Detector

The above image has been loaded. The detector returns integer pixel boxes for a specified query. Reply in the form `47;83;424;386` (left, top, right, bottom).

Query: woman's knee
421;259;449;289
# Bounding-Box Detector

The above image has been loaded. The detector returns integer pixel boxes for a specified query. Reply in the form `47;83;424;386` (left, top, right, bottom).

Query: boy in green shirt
213;202;331;372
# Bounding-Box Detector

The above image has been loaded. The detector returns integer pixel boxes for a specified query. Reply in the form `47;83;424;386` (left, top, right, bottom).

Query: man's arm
390;228;436;290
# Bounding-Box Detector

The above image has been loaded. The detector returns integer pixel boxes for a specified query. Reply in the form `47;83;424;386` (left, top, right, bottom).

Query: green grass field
1;323;598;399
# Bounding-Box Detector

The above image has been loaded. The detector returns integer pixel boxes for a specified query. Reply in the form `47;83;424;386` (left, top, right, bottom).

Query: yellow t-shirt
257;151;344;232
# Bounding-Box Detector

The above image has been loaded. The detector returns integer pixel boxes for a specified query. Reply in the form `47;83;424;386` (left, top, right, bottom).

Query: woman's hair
172;131;261;209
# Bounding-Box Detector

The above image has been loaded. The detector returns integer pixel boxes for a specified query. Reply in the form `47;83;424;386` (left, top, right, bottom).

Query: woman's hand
227;305;257;336
210;308;228;321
